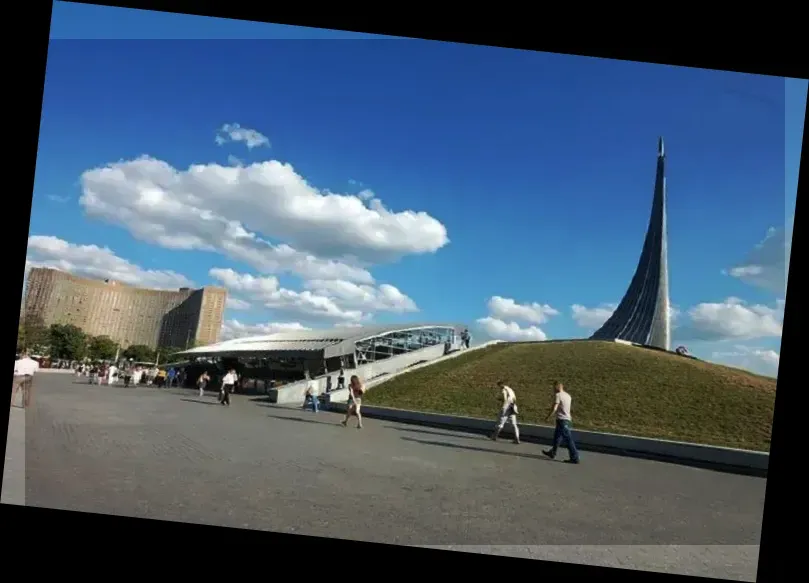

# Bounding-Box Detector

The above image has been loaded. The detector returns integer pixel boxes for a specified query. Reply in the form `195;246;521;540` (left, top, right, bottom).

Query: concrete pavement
11;374;765;580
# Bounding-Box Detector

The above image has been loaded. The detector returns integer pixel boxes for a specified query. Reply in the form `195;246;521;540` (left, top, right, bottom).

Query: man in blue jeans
542;381;580;464
302;375;319;413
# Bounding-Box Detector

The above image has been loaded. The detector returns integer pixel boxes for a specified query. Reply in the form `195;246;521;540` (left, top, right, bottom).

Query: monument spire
590;138;671;351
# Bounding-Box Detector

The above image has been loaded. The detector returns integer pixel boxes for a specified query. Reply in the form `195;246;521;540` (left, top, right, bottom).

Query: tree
157;346;187;364
21;315;49;353
49;324;87;360
123;344;156;363
87;335;119;361
16;321;24;352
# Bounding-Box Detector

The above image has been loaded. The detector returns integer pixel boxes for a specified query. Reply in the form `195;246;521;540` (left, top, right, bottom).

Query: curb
328;403;769;477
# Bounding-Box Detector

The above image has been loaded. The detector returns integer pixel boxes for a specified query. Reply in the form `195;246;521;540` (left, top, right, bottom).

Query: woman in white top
491;381;520;444
341;375;365;429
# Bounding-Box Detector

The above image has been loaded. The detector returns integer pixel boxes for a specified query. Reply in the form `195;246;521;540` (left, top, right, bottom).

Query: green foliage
20;315;50;353
157;345;194;364
122;344;156;363
365;341;777;452
48;324;88;360
16;321;24;352
87;335;119;361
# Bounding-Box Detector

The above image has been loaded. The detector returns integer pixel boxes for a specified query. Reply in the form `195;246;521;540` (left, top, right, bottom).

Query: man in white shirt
220;369;237;406
12;352;39;408
107;364;119;385
490;381;520;444
543;381;580;464
302;375;319;413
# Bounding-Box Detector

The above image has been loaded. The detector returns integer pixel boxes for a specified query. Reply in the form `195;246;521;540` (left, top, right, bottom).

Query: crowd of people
73;362;187;388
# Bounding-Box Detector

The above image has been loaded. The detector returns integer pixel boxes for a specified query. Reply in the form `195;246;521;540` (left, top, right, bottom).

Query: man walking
12;352;39;409
220;369;237;406
542;381;580;464
302;375;319;413
491;381;520;444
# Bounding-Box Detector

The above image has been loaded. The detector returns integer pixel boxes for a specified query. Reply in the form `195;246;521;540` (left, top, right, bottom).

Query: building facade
23;267;227;350
590;137;672;351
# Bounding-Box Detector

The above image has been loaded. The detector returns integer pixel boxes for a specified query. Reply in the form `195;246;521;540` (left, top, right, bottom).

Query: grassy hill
364;341;776;452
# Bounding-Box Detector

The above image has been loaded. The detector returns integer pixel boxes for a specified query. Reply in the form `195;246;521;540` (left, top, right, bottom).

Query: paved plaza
6;373;765;580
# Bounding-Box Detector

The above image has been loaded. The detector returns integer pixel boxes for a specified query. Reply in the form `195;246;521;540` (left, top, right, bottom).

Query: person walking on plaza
341;375;365;429
491;381;520;444
302;374;319;413
197;371;210;397
219;369;237;406
12;352;39;409
542;381;580;464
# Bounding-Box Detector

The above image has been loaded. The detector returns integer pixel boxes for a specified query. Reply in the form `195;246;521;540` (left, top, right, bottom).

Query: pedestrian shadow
267;413;339;426
384;425;484;441
180;398;219;406
399;436;548;462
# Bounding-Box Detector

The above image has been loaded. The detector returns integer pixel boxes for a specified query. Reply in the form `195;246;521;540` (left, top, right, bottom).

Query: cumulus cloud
711;344;780;377
209;267;413;323
79;156;448;277
225;297;251;310
215;123;270;149
304;279;418;313
25;235;194;290
220;319;310;341
725;225;791;295
571;303;618;329
476;296;559;341
684;297;783;341
487;296;558;324
477;317;548;341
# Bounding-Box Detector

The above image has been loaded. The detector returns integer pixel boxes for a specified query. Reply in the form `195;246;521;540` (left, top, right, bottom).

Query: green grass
364;341;776;452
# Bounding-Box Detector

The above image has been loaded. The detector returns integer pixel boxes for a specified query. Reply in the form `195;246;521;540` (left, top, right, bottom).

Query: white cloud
571;303;618;329
725;225;790;295
303;279;418;313
477;317;548;341
25;235;194;290
209;268;368;322
48;195;70;203
685;297;783;341
227;155;243;167
220;319;310;341
215;123;270;149
487;296;558;324
476;295;559;341
79;156;448;280
225;297;251;310
710;344;780;377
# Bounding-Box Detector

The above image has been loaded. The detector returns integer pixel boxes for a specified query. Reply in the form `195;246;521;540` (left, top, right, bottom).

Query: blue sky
27;3;803;377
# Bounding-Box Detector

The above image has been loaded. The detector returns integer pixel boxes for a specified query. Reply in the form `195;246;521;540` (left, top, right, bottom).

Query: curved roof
177;323;463;359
